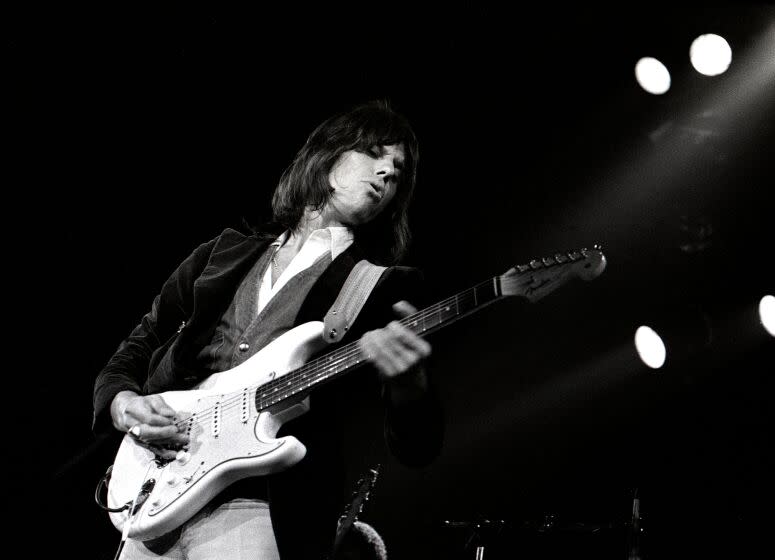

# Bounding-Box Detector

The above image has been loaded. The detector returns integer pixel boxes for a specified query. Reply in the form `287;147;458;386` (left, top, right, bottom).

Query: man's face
327;143;405;225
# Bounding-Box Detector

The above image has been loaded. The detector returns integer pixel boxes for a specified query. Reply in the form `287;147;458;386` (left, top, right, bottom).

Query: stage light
759;295;775;337
689;33;732;76
635;57;671;94
633;307;713;371
634;325;666;369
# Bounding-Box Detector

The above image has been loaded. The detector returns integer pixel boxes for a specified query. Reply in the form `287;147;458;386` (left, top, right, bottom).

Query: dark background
9;3;774;559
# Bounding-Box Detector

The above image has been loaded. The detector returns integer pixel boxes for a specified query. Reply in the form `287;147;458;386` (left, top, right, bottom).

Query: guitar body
107;321;329;541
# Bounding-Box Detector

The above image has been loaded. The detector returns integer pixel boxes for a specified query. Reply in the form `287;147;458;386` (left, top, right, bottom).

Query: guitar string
167;283;492;430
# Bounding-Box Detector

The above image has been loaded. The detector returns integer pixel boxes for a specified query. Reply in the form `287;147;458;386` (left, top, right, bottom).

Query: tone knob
175;450;191;465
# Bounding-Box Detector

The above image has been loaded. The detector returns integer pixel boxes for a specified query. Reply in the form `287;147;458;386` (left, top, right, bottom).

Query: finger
146;444;179;461
387;321;432;358
144;413;178;427
359;331;380;362
374;325;429;362
392;300;418;318
359;332;394;375
139;398;177;427
380;346;414;378
148;395;178;419
148;425;189;445
123;397;175;428
132;423;189;446
362;329;418;377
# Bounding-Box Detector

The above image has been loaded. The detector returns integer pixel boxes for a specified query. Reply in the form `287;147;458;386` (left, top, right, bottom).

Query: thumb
392;300;418;318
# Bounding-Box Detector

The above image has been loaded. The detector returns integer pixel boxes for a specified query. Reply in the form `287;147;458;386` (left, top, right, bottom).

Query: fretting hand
359;301;432;404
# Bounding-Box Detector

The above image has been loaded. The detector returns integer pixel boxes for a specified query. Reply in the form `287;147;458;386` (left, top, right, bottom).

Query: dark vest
197;245;333;373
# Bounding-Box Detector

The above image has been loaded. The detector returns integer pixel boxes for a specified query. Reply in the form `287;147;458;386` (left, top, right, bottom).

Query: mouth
367;182;383;200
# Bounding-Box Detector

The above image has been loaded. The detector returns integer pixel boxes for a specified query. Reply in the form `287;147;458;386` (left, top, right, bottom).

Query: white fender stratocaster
105;247;606;540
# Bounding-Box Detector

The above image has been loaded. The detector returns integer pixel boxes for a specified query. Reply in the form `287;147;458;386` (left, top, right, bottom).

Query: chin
348;207;382;226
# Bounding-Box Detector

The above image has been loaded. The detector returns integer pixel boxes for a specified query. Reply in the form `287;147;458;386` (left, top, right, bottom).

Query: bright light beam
634;325;667;369
690;33;733;76
635;57;671;94
759;295;775;337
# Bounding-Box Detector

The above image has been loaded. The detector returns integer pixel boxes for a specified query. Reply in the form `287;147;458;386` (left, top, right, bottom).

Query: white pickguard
107;321;330;541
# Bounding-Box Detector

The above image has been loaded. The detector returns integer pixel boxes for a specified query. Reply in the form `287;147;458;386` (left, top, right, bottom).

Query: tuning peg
566;250;582;261
581;244;603;253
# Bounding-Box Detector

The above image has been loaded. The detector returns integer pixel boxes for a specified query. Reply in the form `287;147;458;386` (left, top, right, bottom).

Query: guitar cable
112;461;156;560
95;465;131;513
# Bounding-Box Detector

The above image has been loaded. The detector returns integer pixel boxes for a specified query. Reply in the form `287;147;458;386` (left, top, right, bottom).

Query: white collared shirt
256;227;354;315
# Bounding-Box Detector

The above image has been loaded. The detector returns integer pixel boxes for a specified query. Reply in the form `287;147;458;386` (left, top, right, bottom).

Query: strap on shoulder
323;260;387;343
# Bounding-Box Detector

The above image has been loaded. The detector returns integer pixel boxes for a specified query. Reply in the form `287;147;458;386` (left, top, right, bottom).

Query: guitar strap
323;260;387;344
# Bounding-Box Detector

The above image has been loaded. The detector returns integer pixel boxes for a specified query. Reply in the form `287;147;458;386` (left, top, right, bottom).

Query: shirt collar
271;227;354;260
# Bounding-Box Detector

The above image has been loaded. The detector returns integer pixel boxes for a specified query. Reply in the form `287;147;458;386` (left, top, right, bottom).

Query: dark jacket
93;227;443;558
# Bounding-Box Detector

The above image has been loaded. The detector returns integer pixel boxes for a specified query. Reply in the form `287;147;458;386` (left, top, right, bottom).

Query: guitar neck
255;277;503;411
403;277;504;337
256;245;606;411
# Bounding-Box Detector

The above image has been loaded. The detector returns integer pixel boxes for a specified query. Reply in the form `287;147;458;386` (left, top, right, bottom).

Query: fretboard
254;276;503;410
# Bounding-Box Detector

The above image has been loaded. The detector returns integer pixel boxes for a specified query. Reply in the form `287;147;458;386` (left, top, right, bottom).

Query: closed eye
365;145;405;181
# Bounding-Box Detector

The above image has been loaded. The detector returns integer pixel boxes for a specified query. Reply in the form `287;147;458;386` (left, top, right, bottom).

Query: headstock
500;245;606;302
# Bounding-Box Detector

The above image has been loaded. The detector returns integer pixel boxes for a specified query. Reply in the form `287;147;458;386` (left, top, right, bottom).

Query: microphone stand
443;517;505;559
626;488;643;560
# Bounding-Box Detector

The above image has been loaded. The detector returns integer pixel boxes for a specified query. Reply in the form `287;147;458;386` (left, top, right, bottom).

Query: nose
375;157;396;181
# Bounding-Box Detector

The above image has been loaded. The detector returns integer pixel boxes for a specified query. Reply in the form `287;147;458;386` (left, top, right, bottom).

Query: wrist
110;390;139;432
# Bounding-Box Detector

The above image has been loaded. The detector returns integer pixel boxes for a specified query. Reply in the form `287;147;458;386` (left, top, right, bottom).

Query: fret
438;299;456;324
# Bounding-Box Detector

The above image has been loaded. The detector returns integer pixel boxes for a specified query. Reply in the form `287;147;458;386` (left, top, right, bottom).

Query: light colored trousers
118;499;280;560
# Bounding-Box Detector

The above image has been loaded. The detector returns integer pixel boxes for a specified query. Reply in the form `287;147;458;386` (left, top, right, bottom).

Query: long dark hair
271;100;419;264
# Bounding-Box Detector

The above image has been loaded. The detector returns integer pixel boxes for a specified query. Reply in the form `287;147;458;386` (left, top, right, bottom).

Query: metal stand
626;488;644;560
443;518;505;559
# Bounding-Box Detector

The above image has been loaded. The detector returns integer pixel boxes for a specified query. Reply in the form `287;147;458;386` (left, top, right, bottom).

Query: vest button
238;342;250;352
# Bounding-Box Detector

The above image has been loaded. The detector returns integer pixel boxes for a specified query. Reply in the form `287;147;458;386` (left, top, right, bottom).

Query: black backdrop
10;4;774;559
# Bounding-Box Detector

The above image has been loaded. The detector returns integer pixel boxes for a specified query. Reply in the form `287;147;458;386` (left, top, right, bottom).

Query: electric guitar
105;246;606;540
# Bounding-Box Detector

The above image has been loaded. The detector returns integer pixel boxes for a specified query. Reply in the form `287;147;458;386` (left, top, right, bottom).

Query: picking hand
111;391;189;460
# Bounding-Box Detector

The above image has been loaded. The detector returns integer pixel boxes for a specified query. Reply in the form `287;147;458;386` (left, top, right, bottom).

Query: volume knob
175;450;191;465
